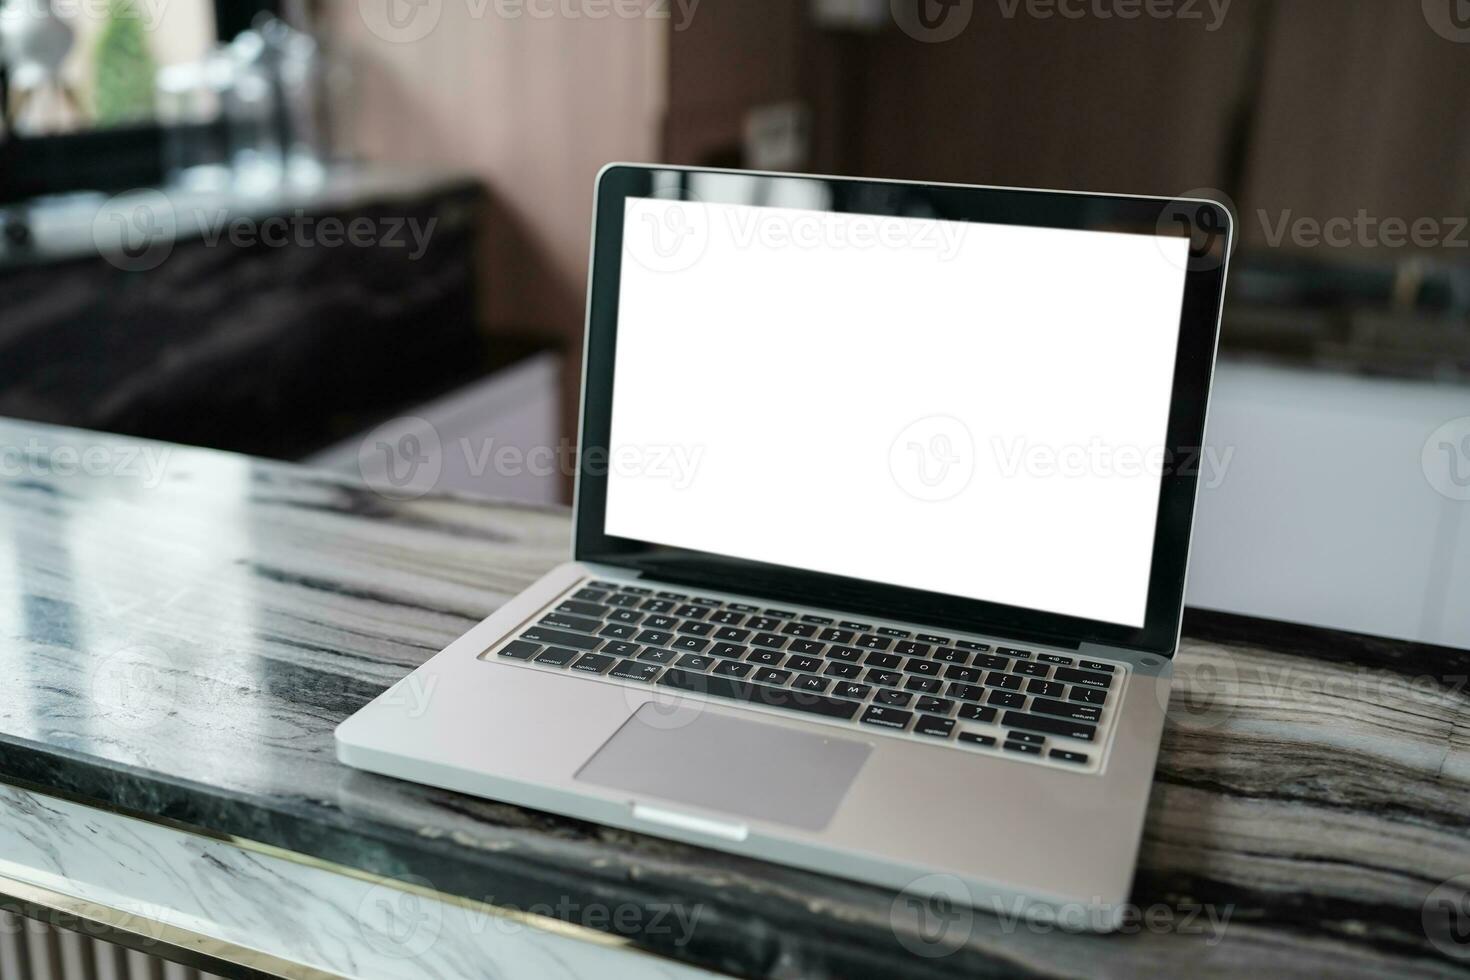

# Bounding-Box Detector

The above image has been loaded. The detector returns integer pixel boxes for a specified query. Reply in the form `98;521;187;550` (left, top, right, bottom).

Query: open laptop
336;165;1232;929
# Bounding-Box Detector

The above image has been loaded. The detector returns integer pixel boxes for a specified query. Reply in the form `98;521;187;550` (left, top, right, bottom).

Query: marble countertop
1;418;1468;978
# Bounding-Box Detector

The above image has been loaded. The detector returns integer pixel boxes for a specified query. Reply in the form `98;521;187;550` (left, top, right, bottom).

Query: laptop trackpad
575;705;871;832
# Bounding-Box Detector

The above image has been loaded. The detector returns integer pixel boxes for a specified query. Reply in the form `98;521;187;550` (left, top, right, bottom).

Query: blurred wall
326;4;667;355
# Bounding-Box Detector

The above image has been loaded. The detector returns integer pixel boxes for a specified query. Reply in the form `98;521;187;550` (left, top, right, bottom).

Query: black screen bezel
573;165;1231;656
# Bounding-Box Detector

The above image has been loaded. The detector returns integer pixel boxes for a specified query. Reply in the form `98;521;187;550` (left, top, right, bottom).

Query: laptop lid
573;165;1231;656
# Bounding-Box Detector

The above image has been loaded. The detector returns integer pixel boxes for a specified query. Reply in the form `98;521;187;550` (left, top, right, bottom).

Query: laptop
336;165;1232;929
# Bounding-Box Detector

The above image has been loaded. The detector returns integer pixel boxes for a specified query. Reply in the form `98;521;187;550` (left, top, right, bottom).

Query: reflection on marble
1;418;1469;978
0;784;714;980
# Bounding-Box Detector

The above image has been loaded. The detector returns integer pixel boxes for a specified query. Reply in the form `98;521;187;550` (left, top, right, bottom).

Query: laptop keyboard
484;578;1126;773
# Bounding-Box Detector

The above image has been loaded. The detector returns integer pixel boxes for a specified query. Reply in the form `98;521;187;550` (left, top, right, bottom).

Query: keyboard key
858;634;893;650
727;603;760;613
673;636;711;653
1069;687;1107;705
607;593;643;608
997;647;1031;658
958;704;997;723
932;648;969;664
558;599;609;617
946;683;986;703
894;641;931;657
587;580;621;589
860;705;913;730
864;652;902;669
972;654;1010;670
637;648;678;664
715;627;751;642
655;669;859;720
833;682;872;700
839;620;873;631
765;608;798;618
709;642;747;659
792;675;831;694
498;640;539;660
916;634;950;645
824;661;864;679
1079;660;1115;673
904;658;941;676
752;632;787;649
904;676;942;694
572;653;617;674
675;604;709;619
786;655;824;673
1030;698;1102;723
958;732;997;747
677;620;715;637
522;627;602;651
599;623;639;641
747;616;781;631
875;689;913;707
827;645;865;662
956;640;990;651
572;588;608;602
534;646;580;666
819;628;856;644
866;669;902;687
753;667;792;685
1008;730;1045;745
620;586;652;595
781;622;817;637
608;609;644;625
1003;741;1041;755
802;614;834;625
645;614;678;630
1002;711;1097;742
788;639;826;656
609;659;661;682
1038;653;1074;666
915;696;955;715
641;598;676;613
540;613;602;633
692;597;722;606
944;665;983;684
984;671;1022;691
1027;679;1065;698
655;590;689;600
1010;661;1049;677
636;629;673;646
1054;667;1113;689
877;627;910;638
1050;749;1090;764
676;654;715;671
747;649;784;666
710;610;746;626
987;690;1026;709
714;659;753;678
915;716;956;738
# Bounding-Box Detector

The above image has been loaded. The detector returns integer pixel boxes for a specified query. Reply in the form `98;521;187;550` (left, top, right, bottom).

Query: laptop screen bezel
572;164;1231;656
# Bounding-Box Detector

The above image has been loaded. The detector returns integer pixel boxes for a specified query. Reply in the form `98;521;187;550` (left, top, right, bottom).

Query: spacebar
656;669;859;720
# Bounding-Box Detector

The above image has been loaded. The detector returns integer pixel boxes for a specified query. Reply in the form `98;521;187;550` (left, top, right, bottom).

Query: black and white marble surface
1;418;1468;978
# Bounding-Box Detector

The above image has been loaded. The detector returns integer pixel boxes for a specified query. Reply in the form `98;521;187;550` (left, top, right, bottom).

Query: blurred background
0;0;1466;654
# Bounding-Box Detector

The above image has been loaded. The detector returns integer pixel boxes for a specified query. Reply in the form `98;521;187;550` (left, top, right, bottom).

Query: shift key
521;626;603;650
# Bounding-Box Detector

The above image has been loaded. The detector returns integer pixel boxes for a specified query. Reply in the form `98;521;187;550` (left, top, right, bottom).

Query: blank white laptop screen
606;197;1192;628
